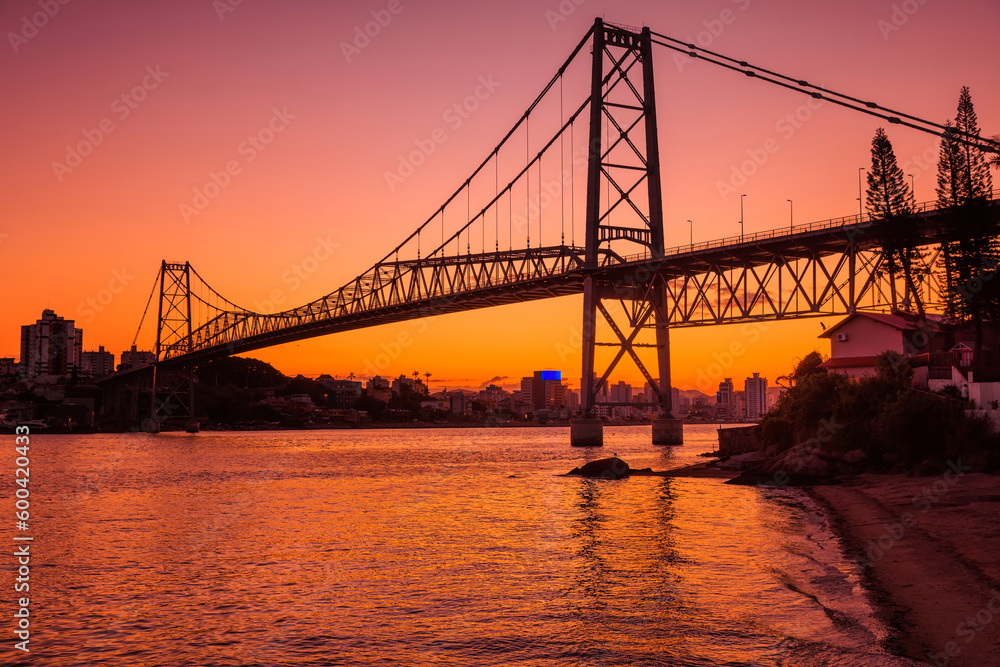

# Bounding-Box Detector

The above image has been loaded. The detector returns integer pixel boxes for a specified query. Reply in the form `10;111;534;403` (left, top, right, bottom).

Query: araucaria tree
866;127;925;316
935;86;998;361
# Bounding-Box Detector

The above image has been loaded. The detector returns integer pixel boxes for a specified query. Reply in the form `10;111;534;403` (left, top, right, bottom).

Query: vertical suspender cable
526;114;530;249
495;152;499;253
560;75;565;246
571;120;575;247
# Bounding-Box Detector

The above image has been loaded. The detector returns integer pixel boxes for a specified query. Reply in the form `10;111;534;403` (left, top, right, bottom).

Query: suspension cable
650;31;1000;154
131;268;161;351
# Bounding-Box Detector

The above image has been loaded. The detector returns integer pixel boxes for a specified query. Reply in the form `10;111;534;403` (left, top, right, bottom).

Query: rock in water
568;457;631;479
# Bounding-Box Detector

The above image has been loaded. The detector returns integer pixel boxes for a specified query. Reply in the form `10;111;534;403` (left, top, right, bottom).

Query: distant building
522;371;566;410
565;388;580;413
80;346;115;378
119;344;156;370
609;380;632;404
20;310;82;380
733;390;746;420
317;375;363;409
449;391;467;415
717;378;735;417
608;380;633;418
478;384;508;408
391;375;427;396
366;375;392;402
519;377;533;407
0;358;16;376
744;373;768;419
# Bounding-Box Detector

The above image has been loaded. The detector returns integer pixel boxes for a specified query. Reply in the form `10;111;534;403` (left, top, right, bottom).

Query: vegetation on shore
758;351;1000;474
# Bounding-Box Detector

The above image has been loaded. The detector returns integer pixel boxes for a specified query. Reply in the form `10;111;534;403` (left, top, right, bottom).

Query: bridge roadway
120;193;997;375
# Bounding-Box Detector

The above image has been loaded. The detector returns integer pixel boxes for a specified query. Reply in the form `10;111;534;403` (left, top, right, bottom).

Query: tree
955;87;993;201
866;127;925;315
935;88;1000;361
936;122;964;306
776;350;826;388
988;135;1000;174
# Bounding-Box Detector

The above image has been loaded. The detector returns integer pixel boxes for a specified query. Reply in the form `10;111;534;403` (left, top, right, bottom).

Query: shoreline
807;474;1000;667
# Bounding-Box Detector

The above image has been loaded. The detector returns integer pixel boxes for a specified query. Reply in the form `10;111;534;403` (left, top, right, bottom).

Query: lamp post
858;167;865;221
740;194;746;241
687;219;693;249
908;173;915;199
787;199;793;233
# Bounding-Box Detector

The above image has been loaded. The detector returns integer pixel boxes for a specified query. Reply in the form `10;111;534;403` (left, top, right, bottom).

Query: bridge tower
570;19;682;446
150;261;200;433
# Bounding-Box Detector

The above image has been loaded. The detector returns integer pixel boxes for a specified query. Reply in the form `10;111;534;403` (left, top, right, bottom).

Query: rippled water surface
3;425;921;666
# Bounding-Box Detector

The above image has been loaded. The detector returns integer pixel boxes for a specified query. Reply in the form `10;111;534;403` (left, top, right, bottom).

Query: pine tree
935;88;1000;361
955;86;993;201
937;122;966;209
988;134;1000;174
867;128;915;218
866;127;925;315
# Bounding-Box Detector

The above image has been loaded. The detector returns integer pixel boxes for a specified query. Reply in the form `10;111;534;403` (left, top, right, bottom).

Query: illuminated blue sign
540;370;561;381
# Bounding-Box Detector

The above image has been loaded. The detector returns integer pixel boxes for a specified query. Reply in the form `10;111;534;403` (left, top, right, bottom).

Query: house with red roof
817;312;947;380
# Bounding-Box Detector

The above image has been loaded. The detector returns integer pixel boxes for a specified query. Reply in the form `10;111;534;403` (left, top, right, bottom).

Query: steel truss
153;261;197;430
159;246;586;364
578;20;674;423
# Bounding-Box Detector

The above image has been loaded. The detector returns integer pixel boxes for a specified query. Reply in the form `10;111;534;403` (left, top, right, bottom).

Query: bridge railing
616;188;1000;265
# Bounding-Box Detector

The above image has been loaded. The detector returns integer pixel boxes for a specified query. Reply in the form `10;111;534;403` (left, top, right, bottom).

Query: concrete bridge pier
652;418;683;445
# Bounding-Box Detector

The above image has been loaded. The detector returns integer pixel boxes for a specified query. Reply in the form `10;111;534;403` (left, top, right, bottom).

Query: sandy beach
810;472;1000;666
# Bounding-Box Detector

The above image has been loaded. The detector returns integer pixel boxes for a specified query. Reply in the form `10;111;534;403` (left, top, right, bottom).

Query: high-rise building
745;372;768;419
523;371;565;410
734;390;746;420
120;344;156;370
565;388;580;413
717;378;735;416
519;376;534;406
80;345;115;378
609;380;632;404
20;310;82;380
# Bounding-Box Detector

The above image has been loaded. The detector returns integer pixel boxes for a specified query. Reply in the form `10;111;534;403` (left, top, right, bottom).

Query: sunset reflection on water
4;425;920;666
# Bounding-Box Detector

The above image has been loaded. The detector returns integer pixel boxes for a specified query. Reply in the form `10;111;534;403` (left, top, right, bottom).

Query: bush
757;350;1000;473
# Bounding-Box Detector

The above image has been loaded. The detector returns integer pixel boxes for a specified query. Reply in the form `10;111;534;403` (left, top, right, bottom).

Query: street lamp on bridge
787;199;793;232
740;194;747;241
858;167;865;222
688;219;693;249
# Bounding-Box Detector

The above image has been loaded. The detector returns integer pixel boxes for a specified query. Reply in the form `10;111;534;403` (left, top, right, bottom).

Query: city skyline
9;305;768;394
2;1;998;392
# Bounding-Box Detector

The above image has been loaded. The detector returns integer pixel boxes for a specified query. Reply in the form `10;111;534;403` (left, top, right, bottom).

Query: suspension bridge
101;18;1000;444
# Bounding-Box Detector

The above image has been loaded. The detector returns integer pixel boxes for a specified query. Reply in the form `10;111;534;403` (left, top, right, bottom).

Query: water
3;425;921;666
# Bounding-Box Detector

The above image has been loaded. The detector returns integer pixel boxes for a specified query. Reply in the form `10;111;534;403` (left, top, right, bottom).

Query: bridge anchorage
101;17;1000;442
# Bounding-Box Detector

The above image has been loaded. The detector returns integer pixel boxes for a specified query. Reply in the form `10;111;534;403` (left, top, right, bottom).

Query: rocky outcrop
567;457;631;479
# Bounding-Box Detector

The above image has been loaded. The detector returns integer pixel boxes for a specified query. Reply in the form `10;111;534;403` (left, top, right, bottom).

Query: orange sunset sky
2;0;998;393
